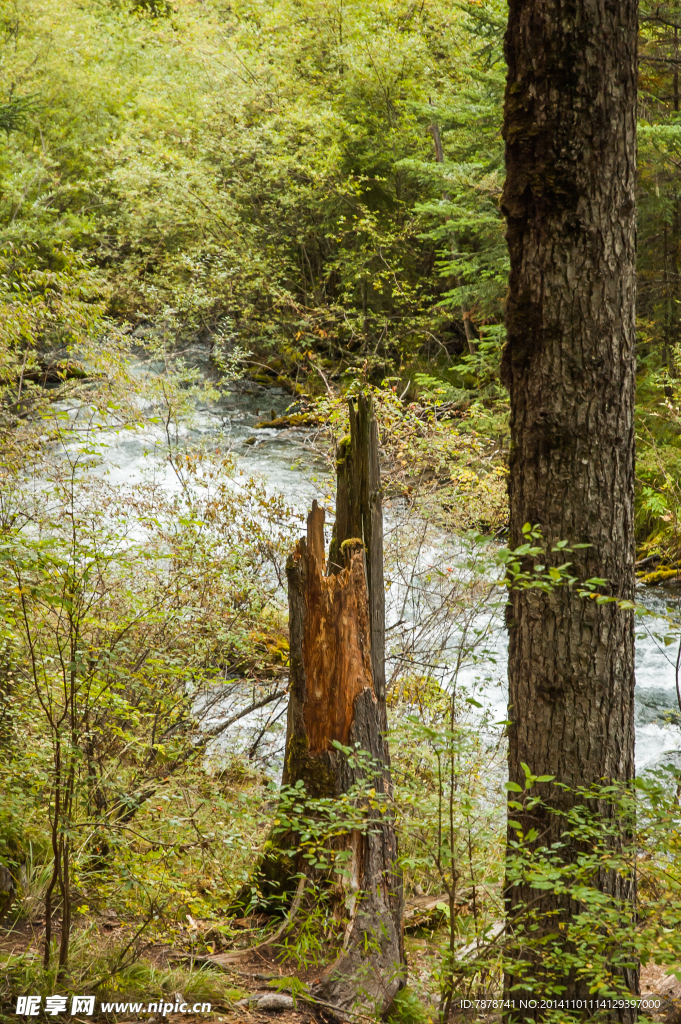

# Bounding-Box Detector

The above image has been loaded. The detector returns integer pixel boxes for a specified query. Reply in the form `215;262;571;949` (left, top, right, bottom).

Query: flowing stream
93;351;681;778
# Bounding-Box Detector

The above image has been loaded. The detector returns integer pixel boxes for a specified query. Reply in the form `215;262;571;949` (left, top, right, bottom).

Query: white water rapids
85;354;681;780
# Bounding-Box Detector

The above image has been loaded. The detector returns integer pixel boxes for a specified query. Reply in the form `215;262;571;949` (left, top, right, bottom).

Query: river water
94;364;681;778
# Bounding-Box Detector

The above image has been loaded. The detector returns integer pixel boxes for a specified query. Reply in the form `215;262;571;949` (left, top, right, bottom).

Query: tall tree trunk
500;0;638;1015
282;395;403;1016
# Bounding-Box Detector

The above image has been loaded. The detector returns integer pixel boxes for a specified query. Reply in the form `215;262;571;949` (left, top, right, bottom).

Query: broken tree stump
233;396;404;1013
327;393;387;732
282;394;404;1016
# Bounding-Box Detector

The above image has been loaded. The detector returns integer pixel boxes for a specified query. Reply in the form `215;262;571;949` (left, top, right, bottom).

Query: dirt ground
2;916;681;1023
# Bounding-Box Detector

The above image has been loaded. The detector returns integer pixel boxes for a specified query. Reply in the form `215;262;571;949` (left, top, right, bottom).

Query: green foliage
500;775;681;1015
310;379;508;533
3;0;681;1012
0;404;295;982
394;699;681;1015
6;0;681;553
0;0;507;373
388;986;434;1024
0;937;246;1011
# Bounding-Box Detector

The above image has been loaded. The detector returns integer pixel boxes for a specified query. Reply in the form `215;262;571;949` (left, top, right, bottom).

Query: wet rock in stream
636;687;681;727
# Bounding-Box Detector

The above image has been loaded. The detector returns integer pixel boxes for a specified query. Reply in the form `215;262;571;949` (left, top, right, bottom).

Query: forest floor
3;913;679;1024
0;905;469;1023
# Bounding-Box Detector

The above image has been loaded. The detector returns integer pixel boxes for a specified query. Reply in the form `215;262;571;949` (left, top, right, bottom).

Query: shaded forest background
4;0;681;551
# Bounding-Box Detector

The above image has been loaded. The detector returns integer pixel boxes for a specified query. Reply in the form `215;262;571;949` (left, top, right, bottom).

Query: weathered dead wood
280;396;403;1017
282;500;403;1016
403;893;449;931
235;396;403;1016
327;394;387;732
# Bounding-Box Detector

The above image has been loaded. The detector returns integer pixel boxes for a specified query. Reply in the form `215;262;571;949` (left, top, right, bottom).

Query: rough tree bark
501;0;638;1014
281;394;403;1016
327;395;387;731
